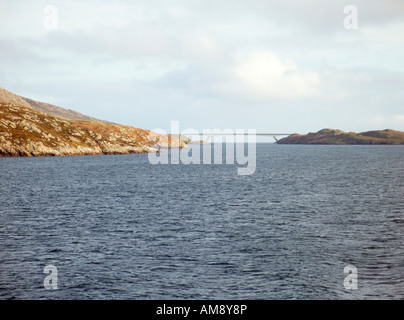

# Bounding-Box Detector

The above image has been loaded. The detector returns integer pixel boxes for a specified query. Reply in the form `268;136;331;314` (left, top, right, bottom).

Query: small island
278;128;404;145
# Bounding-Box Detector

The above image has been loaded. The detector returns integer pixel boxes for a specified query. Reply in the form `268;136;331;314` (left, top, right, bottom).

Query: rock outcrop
0;87;100;122
0;98;187;157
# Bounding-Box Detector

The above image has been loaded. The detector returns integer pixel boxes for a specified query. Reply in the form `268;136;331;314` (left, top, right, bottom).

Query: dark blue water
0;144;403;299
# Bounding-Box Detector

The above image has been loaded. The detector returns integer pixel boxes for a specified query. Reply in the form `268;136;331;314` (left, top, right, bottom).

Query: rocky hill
278;128;404;144
0;88;187;157
0;87;101;121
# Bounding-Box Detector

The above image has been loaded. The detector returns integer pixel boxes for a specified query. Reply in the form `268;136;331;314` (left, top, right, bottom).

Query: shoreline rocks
0;103;185;157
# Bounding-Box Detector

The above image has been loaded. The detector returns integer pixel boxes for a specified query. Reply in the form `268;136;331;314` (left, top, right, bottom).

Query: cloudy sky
1;0;404;134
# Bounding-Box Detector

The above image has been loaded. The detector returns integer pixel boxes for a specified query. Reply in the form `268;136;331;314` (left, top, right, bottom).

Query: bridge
202;133;292;143
171;132;293;143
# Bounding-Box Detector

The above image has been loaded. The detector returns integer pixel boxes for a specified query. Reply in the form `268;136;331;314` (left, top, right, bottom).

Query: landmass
278;128;404;145
2;87;404;155
0;87;187;157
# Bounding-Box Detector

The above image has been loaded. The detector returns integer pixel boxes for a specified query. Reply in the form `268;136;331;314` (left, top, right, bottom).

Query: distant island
0;87;187;157
278;128;404;145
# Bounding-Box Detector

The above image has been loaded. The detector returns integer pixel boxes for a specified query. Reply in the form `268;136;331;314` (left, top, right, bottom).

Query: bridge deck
171;133;292;136
198;133;291;136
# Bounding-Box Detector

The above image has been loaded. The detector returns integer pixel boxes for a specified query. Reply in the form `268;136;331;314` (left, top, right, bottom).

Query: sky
1;0;404;134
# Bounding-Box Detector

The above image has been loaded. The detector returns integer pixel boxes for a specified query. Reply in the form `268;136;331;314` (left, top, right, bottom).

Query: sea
0;144;403;300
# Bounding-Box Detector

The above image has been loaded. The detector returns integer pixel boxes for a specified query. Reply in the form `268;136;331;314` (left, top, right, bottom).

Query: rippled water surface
1;144;403;299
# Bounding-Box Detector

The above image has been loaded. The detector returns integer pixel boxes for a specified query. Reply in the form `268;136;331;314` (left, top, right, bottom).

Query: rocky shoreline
0;103;186;157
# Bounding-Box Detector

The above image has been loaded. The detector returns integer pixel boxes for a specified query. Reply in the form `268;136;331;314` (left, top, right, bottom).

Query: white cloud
231;50;320;99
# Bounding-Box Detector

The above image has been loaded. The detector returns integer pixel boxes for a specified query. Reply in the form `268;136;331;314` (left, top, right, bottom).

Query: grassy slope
0;103;175;156
278;129;404;145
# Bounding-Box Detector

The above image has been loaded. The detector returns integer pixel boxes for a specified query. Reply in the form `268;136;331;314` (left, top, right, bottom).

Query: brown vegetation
278;128;404;144
0;103;186;157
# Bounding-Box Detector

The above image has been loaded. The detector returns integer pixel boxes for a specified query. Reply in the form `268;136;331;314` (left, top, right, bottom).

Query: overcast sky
1;0;404;134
